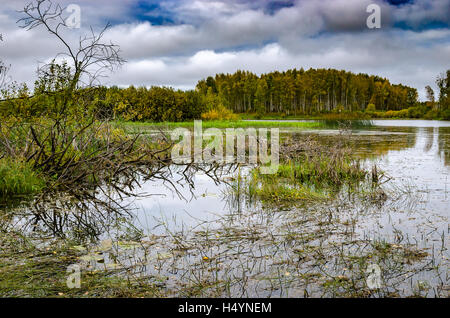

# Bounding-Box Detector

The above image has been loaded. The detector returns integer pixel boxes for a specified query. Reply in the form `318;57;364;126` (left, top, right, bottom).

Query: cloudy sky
0;0;449;99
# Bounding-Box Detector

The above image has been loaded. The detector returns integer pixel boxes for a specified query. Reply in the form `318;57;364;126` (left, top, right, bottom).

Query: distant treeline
0;85;205;122
1;67;449;121
196;68;419;115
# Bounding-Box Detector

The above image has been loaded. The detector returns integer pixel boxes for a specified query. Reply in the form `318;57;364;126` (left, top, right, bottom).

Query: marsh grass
0;158;45;199
116;120;323;132
240;168;328;206
0;118;446;298
0;174;445;298
0;229;166;297
233;136;371;206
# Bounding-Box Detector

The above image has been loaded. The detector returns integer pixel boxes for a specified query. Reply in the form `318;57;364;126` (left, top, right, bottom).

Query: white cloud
1;0;449;100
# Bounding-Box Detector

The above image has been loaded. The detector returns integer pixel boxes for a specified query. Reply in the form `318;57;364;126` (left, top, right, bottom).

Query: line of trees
92;85;205;121
4;67;449;122
0;77;206;122
2;66;449;122
196;68;419;115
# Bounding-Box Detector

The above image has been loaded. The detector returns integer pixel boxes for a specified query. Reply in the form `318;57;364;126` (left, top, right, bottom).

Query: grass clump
275;158;366;188
233;136;371;206
0;158;45;199
247;174;327;205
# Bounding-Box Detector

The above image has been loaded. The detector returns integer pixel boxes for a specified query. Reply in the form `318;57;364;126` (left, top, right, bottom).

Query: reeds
235;136;372;205
0;158;45;199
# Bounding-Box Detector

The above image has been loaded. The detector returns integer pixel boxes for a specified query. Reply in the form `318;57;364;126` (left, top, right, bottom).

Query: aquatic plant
232;136;376;206
0;158;45;199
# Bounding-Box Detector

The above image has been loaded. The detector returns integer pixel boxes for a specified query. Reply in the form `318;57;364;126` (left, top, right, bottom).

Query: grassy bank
116;118;376;135
0;158;45;200
0;116;175;202
116;119;323;131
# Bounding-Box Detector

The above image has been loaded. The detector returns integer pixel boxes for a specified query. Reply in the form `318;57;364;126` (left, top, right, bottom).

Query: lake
2;119;449;297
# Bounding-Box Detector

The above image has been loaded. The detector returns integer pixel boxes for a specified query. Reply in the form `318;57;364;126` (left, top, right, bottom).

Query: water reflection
1;120;449;298
438;127;450;166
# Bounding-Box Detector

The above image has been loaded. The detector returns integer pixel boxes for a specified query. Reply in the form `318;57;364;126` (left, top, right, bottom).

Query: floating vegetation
230;136;379;207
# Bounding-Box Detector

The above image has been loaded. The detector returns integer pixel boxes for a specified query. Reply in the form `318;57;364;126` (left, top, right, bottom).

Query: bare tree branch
17;0;126;92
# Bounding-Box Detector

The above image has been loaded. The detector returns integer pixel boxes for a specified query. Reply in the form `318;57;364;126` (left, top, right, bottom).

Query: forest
197;68;420;114
4;67;449;122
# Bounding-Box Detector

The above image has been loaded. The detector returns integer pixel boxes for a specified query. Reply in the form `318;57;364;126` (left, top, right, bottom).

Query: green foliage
436;70;450;111
0;158;45;199
1;64;447;122
92;86;205;122
384;109;410;118
440;109;450;120
0;84;207;123
34;61;72;94
407;105;429;118
196;68;418;115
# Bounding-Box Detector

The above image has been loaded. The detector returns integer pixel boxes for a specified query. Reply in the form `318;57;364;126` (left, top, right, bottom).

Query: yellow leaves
201;105;238;121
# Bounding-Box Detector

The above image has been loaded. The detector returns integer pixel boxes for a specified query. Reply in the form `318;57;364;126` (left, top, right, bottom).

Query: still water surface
4;120;449;297
132;120;449;234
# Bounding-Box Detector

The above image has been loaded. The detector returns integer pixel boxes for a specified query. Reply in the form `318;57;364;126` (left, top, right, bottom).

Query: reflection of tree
423;127;434;153
290;130;417;160
349;133;416;159
438;127;450;166
4;164;236;242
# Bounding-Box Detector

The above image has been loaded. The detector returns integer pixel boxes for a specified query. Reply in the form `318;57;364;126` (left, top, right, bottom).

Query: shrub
407;106;427;118
439;109;450;120
423;109;439;120
366;104;376;112
397;109;409;118
201;104;238;121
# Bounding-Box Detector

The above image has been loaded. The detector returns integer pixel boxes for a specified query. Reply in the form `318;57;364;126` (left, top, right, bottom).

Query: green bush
439;109;450;120
407;106;428;118
423;109;439;120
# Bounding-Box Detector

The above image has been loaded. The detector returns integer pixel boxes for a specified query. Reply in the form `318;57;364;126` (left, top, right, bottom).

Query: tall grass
0;158;45;199
231;137;371;206
0;116;173;197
